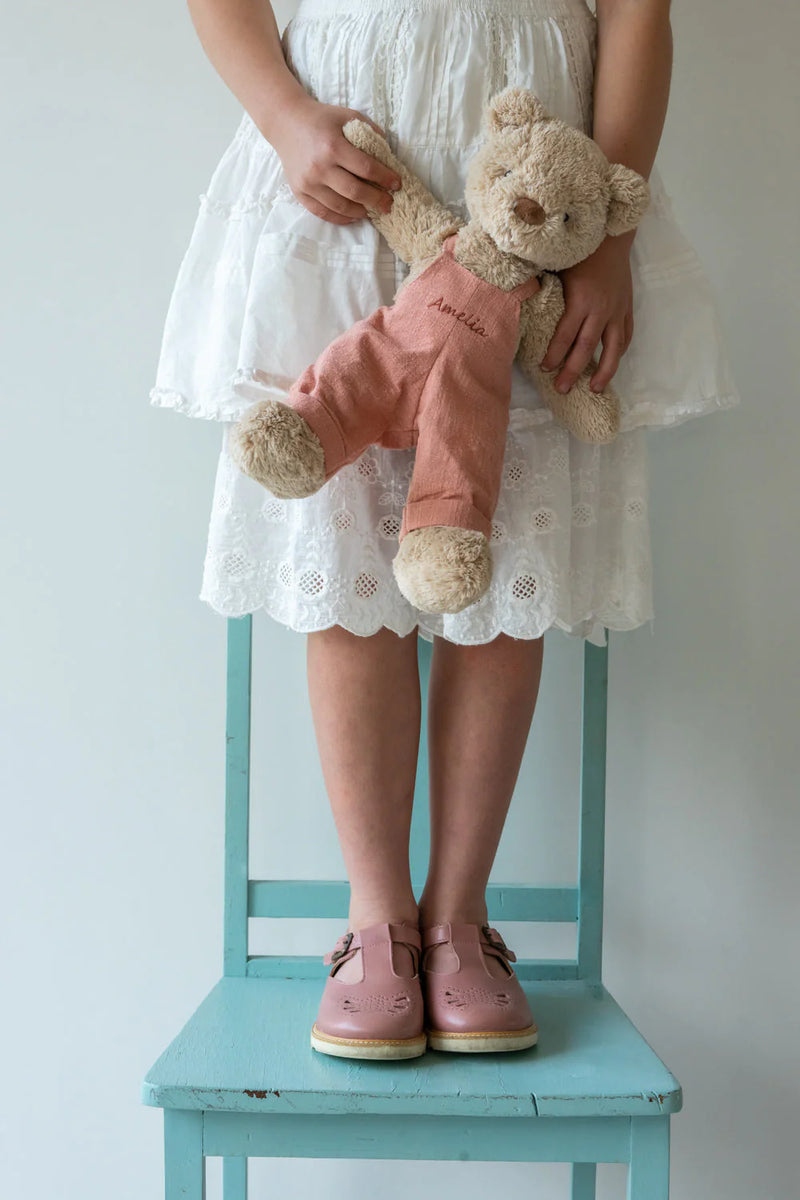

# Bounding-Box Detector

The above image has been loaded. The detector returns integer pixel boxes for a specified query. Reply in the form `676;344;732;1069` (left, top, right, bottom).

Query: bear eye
563;213;571;223
496;166;513;178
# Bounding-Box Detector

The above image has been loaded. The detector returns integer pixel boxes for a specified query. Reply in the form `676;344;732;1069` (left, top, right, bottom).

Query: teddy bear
230;86;650;615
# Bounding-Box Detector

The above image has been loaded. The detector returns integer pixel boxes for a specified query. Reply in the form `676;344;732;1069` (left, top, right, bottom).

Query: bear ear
486;86;551;133
606;163;651;236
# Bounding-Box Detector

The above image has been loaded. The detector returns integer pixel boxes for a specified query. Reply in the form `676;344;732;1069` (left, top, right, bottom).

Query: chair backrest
222;615;609;984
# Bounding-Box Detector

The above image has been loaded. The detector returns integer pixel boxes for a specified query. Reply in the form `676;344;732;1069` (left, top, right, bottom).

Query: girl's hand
270;94;402;226
539;232;635;393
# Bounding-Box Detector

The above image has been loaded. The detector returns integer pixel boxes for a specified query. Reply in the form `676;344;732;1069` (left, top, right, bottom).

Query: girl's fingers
338;132;403;195
313;181;368;220
589;324;625;392
554;315;605;393
327;163;395;216
297;191;357;225
540;307;586;373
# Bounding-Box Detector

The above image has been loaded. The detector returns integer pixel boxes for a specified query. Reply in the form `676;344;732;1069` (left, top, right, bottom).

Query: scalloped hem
198;592;655;648
150;380;742;435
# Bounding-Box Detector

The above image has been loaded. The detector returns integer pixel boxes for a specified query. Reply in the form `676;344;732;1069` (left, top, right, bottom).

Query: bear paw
230;400;326;498
392;526;492;614
549;380;621;445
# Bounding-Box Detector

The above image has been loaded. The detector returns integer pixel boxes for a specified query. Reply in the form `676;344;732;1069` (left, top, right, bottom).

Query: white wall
2;1;797;1197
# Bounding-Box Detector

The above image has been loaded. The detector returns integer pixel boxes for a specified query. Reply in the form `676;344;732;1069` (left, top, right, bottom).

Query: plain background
2;0;798;1196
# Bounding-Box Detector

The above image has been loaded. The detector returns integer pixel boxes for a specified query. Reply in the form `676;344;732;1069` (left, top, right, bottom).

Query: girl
151;0;740;1059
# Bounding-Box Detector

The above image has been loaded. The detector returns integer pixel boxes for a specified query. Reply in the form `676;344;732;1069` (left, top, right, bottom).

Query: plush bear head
464;86;650;271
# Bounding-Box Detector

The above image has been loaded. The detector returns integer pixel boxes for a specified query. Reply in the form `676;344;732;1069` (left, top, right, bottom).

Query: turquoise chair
142;616;682;1198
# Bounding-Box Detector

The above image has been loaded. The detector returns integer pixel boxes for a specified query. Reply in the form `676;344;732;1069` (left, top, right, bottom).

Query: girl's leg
418;632;544;971
306;625;422;977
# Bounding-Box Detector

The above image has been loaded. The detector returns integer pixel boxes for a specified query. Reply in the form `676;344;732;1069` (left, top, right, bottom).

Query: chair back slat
223;617;609;982
248;880;578;922
244;955;579;981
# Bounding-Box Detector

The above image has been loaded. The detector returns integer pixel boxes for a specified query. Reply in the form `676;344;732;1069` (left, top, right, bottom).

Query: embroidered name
426;295;488;337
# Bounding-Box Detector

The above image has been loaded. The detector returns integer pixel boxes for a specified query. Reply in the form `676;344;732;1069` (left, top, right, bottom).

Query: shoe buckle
329;931;354;963
481;924;516;962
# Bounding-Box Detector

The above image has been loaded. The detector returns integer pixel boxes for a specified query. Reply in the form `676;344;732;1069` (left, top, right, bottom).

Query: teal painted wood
223;1157;246;1199
201;1112;634;1161
143;619;682;1199
243;954;580;980
572;1161;597;1199
164;1110;203;1199
141;976;682;1118
577;638;608;982
224;615;252;978
247;880;578;921
627;1117;670;1200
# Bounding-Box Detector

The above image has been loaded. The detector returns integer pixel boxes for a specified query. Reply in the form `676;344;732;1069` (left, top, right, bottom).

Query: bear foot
392;526;492;614
230;399;326;498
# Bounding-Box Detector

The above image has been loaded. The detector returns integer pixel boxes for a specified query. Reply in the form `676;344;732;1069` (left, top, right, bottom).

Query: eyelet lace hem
198;590;655;648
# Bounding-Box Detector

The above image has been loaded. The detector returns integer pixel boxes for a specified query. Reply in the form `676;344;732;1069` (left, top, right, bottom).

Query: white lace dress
150;0;741;646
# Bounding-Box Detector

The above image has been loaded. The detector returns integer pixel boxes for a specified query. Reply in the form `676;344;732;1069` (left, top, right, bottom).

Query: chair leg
627;1116;670;1200
223;1157;248;1199
571;1162;596;1199
164;1110;205;1200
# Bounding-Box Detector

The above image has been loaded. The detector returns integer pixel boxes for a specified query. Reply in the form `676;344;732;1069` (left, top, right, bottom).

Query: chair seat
142;975;682;1119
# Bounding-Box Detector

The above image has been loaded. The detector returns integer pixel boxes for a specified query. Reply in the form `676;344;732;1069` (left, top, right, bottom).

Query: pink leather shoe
310;922;427;1060
421;922;538;1053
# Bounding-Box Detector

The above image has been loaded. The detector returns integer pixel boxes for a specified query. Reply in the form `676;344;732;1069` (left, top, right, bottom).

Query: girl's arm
540;0;673;393
185;0;402;224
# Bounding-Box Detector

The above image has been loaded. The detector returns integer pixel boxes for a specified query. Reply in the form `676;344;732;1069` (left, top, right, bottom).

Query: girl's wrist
562;228;633;278
575;227;635;274
610;227;636;255
254;78;315;149
593;227;636;262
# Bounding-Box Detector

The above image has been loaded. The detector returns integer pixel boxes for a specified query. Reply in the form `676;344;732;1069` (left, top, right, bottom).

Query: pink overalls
288;232;541;541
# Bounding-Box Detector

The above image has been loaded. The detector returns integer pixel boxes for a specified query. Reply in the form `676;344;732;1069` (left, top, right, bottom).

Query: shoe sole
426;1025;539;1053
310;1023;428;1060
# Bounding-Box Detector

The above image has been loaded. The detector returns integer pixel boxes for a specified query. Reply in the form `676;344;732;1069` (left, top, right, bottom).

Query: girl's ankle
347;901;419;932
417;901;489;930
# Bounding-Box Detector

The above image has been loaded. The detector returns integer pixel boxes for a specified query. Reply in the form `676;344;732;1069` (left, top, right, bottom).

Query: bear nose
513;197;547;226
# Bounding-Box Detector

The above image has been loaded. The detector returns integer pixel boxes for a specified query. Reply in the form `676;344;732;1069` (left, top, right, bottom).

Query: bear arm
342;118;463;265
515;272;565;372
